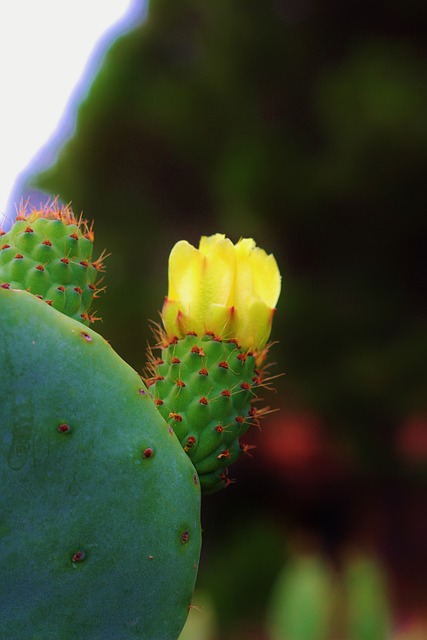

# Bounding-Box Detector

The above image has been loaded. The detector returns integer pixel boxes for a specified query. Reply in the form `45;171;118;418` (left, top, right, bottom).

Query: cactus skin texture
0;202;106;325
146;332;267;494
0;287;201;639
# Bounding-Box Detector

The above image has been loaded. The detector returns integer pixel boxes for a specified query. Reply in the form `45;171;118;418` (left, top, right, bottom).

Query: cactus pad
0;287;201;639
0;202;106;325
146;332;268;493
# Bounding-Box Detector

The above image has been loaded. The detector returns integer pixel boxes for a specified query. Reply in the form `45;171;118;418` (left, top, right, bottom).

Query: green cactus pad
0;287;201;639
146;333;266;493
0;203;105;325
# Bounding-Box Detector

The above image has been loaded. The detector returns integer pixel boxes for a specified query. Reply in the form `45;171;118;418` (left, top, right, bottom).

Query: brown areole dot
184;436;196;452
71;550;85;563
181;530;190;544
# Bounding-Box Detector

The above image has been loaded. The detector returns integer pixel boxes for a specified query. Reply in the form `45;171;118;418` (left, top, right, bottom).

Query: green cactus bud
0;287;201;639
0;201;106;325
146;331;271;494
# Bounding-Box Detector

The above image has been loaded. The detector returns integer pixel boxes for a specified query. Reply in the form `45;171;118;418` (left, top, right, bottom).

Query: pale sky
0;1;142;226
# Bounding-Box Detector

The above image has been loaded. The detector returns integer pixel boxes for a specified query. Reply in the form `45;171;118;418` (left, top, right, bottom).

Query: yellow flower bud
162;234;281;353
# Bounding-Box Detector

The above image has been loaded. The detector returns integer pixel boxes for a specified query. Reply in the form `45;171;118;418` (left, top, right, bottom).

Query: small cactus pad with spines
0;201;106;325
146;332;268;493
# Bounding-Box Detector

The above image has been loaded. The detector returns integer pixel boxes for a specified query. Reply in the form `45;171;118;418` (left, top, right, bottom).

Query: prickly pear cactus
146;234;281;493
0;201;106;325
0;287;201;639
1;210;282;638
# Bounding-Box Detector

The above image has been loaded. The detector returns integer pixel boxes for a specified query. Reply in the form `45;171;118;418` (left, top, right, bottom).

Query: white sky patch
0;1;142;225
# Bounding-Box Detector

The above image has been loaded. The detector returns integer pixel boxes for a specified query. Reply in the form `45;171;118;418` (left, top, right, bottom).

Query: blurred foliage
267;552;336;640
30;0;427;634
343;554;392;640
267;550;391;640
196;517;285;637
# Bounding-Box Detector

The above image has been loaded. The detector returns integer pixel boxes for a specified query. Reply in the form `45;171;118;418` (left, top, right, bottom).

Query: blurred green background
26;0;427;636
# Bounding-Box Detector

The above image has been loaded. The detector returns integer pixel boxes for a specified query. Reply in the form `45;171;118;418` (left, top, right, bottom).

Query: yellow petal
199;233;226;254
235;237;256;257
249;248;281;308
162;297;187;338
200;234;235;311
206;304;238;340
233;246;254;310
168;240;203;314
235;299;275;351
169;236;236;328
